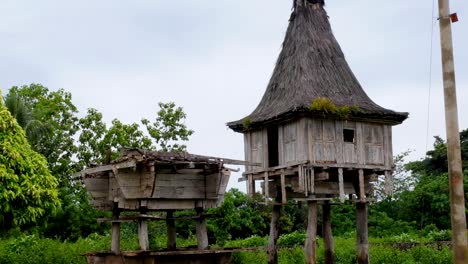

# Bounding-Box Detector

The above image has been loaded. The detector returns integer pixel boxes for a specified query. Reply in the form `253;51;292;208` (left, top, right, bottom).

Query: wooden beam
338;168;345;203
305;201;318;264
323;201;335;264
356;202;369;264
264;171;269;201
195;208;209;250
166;210;176;250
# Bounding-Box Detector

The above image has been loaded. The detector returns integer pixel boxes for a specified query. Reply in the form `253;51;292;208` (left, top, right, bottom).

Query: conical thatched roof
228;1;408;132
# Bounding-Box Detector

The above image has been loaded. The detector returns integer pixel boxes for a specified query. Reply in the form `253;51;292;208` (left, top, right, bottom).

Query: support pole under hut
227;1;408;263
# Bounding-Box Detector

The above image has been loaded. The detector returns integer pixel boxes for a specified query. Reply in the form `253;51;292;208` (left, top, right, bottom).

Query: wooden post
437;1;468;263
338;168;345;203
111;208;121;254
248;174;255;196
268;189;282;264
323;201;335;264
138;220;149;250
280;170;287;204
264;171;269;202
356;202;369;264
166;210;177;250
196;207;209;250
358;169;366;203
305;201;318;264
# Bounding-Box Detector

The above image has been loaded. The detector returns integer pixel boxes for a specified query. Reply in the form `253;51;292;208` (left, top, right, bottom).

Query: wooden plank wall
243;118;393;169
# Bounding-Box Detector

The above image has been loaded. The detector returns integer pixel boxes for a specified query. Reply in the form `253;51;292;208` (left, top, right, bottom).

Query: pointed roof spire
228;1;408;132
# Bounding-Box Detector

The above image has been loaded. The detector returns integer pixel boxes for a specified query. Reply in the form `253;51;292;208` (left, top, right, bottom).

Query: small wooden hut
78;149;245;264
227;1;408;264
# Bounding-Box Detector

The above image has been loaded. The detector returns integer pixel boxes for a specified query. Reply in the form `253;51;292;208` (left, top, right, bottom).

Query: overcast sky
1;0;467;191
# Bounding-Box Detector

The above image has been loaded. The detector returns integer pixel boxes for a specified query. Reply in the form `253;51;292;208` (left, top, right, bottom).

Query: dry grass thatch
228;2;408;132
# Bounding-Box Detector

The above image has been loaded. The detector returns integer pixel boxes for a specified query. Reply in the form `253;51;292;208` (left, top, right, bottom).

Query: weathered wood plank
335;120;344;164
264;172;270;200
297;118;309;161
245;133;251;171
356;123;365;165
283;122;297;163
278;124;284;165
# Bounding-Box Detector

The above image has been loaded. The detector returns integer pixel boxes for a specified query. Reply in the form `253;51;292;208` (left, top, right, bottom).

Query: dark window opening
267;126;279;167
343;129;355;143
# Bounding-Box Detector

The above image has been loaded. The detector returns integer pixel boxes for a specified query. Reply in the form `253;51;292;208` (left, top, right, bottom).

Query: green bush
427;230;451;242
277;231;306;247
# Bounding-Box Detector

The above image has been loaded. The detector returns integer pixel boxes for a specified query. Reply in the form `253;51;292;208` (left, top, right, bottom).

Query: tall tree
142;102;193;152
0;93;60;231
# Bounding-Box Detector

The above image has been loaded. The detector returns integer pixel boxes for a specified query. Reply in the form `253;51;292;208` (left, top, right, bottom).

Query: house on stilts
227;1;408;263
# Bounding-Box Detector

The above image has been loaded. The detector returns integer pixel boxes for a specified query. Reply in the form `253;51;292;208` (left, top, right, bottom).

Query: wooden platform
84;248;248;264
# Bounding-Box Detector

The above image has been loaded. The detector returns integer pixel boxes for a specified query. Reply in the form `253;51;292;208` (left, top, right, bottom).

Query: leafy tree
0;93;60;231
77;109;152;167
142;102;193;152
3;91;50;145
6;84;79;181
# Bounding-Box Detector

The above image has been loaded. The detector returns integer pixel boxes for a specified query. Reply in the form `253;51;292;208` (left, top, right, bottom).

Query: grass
0;233;452;264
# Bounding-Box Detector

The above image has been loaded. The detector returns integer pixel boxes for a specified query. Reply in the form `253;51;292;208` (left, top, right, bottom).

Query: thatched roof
228;1;408;132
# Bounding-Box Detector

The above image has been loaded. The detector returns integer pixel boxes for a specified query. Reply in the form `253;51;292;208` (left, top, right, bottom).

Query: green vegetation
1;84;193;239
0;92;60;230
0;232;452;264
242;117;252;130
309;97;359;118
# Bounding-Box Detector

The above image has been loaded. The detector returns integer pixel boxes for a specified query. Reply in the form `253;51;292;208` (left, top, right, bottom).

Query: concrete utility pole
437;0;468;263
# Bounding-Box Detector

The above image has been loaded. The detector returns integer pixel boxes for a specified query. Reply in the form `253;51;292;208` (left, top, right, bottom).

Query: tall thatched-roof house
227;1;407;264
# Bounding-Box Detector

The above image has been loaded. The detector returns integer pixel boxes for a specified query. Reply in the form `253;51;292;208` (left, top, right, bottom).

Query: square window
343;129;355;143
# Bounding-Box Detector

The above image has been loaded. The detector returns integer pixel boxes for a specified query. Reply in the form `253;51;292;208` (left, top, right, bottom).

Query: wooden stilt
268;190;282;264
264;172;269;202
248;174;255;196
166;210;177;250
338;168;345;203
138;220;149;250
305;201;318;264
356;202;369;264
195;207;209;250
358;169;366;203
111;209;121;254
280;170;287;204
323;201;335;264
